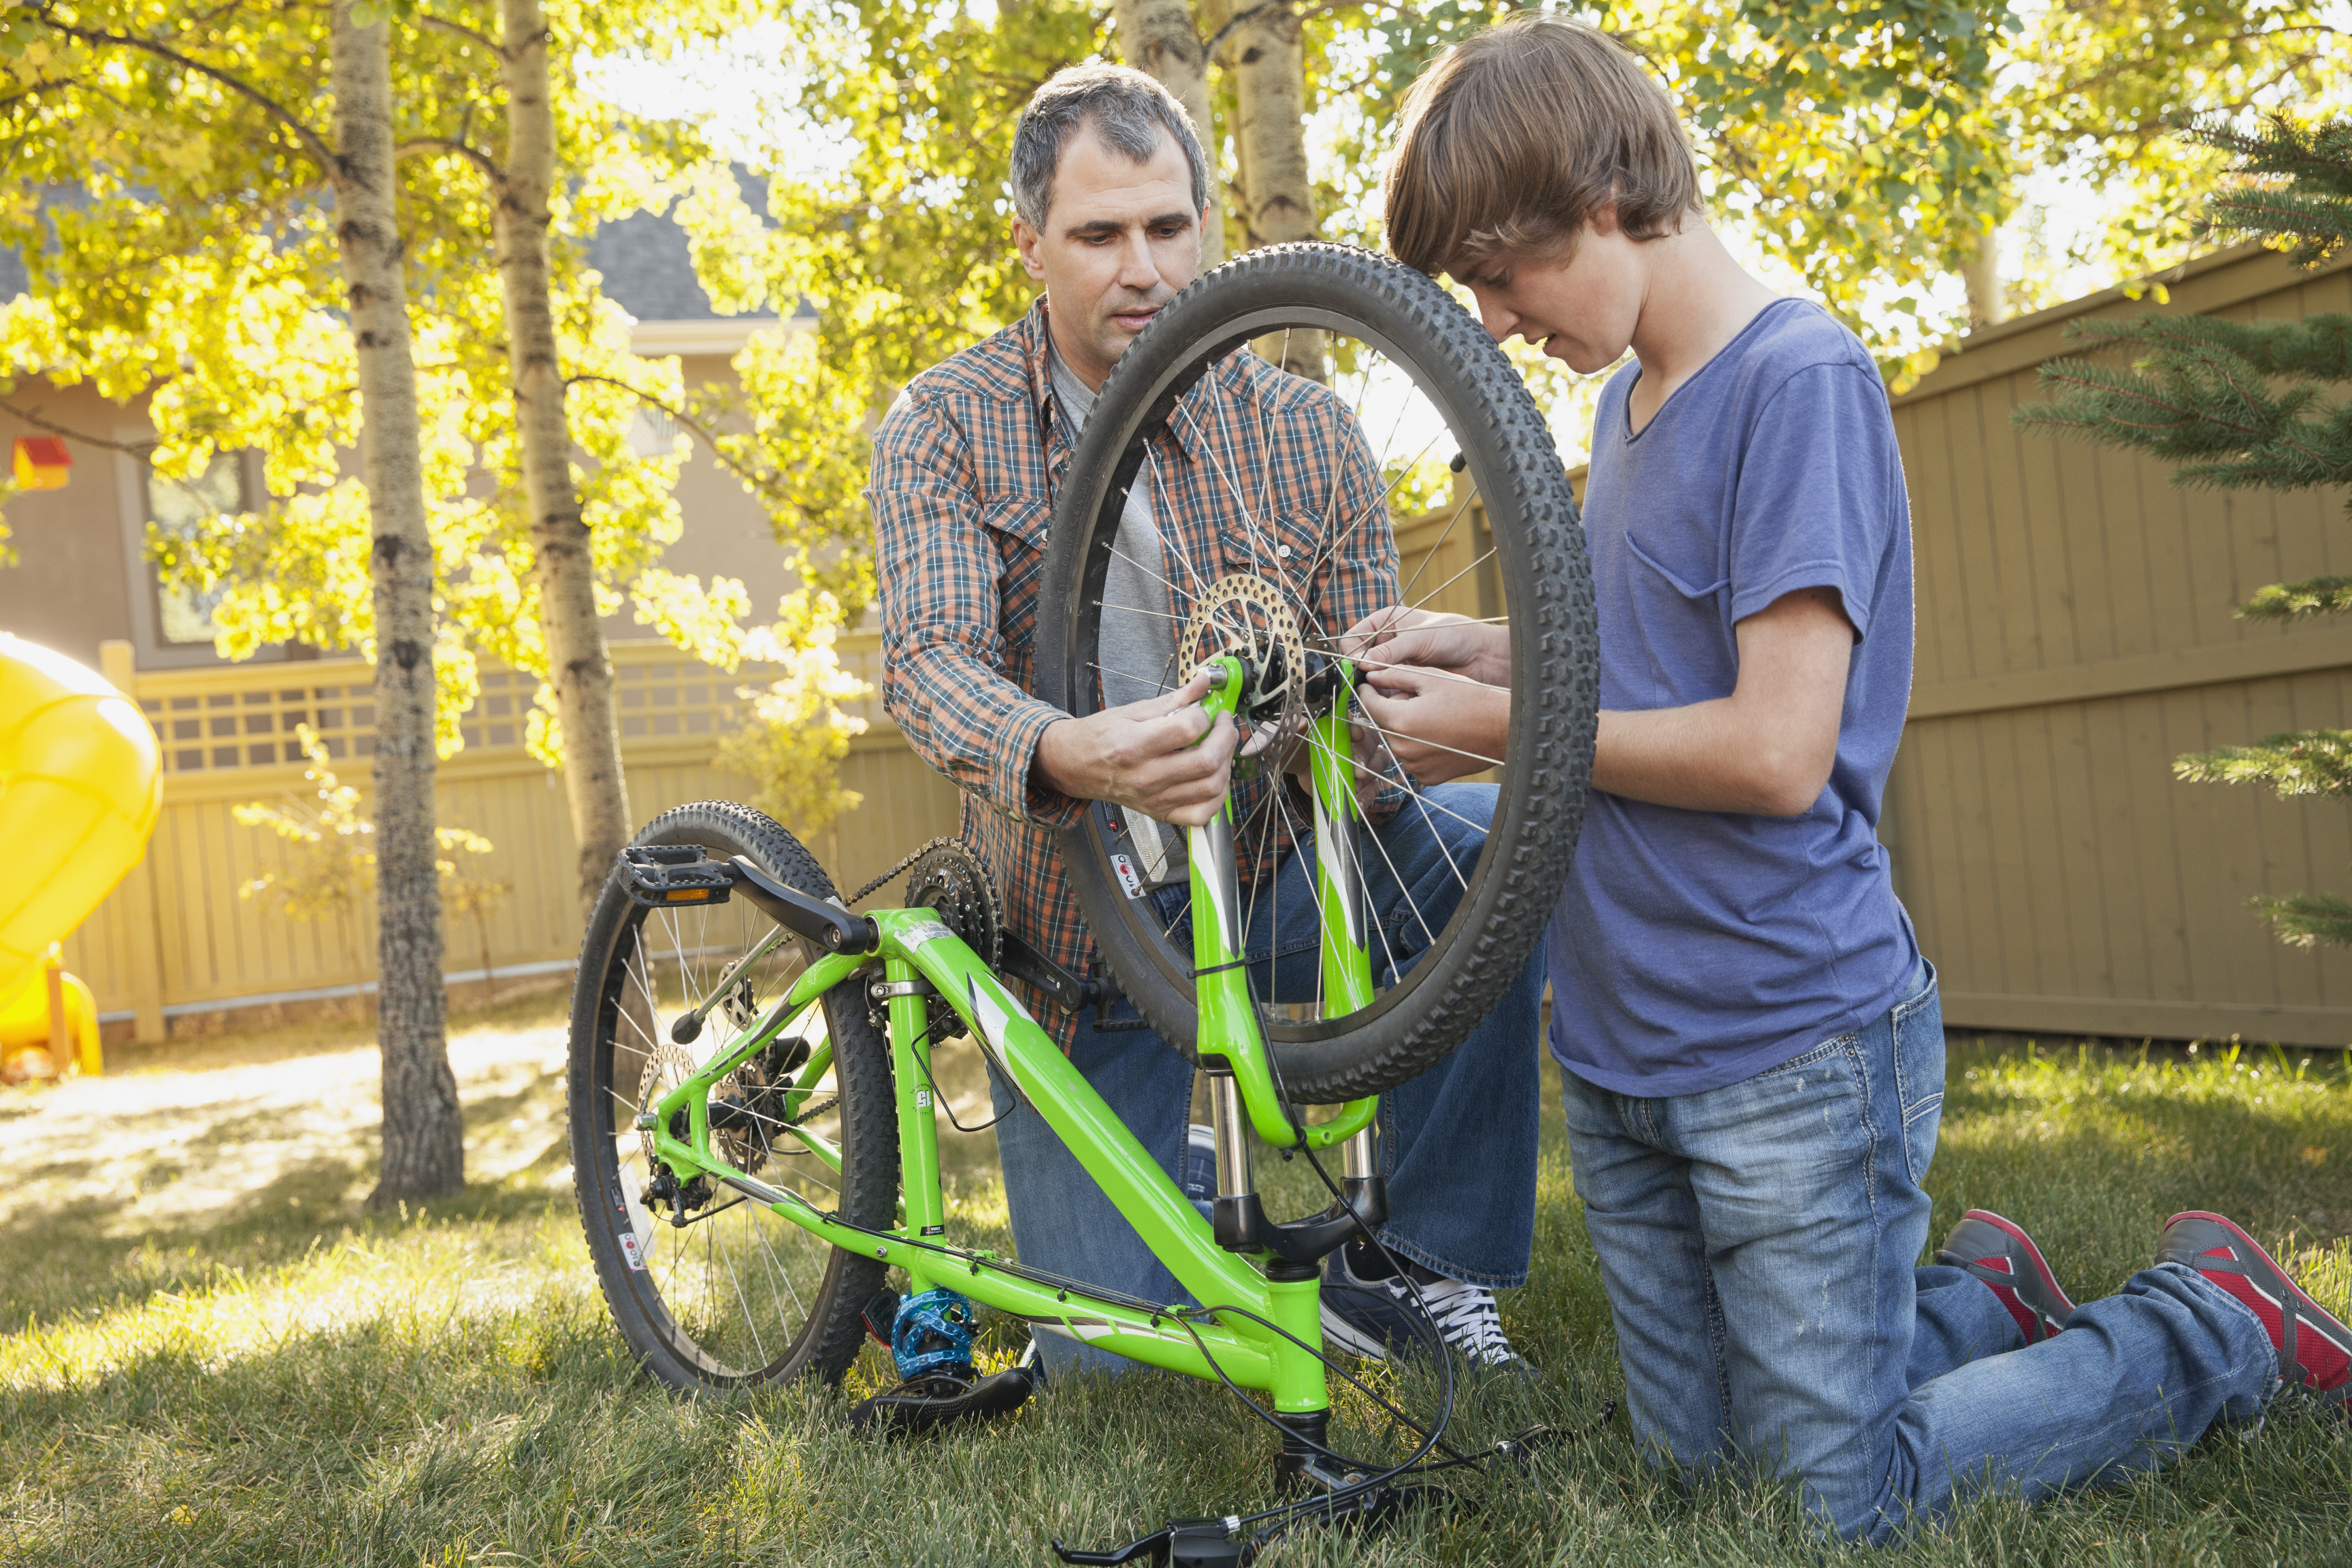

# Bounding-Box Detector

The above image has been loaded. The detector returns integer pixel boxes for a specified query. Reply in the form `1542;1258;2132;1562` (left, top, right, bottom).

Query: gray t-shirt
1049;347;1185;885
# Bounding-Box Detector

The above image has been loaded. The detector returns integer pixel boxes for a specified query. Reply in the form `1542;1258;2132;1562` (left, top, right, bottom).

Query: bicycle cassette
900;838;1002;1039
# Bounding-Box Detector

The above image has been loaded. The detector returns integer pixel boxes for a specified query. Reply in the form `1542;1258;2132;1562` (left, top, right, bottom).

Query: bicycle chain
847;842;936;908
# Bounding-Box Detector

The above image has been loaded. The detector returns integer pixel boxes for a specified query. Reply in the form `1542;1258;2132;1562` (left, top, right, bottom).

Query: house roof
586;167;814;355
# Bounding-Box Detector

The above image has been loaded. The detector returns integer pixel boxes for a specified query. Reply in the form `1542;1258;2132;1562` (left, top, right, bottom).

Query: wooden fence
69;637;962;1040
69;487;1493;1039
1885;242;2352;1046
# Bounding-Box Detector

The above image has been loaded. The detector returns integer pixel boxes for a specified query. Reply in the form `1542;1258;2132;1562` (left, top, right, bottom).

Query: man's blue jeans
990;782;1544;1379
1560;964;2279;1542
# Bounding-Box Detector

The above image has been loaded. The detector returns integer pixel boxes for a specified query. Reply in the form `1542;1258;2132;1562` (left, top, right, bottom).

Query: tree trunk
499;0;632;922
1227;0;1311;248
1962;222;2005;331
1115;0;1223;269
1224;0;1321;378
332;0;463;1206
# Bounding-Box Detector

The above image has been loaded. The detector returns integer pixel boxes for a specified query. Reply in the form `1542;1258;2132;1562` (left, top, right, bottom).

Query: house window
147;453;246;645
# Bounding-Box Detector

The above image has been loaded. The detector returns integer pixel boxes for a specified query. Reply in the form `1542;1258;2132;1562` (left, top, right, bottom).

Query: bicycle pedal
618;845;734;909
847;1365;1034;1439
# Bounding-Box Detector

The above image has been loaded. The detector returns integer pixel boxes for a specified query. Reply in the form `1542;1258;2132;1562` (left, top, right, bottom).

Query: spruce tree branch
2176;728;2352;799
2021;359;2266;445
2239;575;2352;622
26;11;336;175
2250;890;2352;949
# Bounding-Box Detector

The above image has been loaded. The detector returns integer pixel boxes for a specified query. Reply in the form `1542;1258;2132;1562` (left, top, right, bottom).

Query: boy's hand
1356;664;1511;787
1339;607;1513;691
1032;667;1239;827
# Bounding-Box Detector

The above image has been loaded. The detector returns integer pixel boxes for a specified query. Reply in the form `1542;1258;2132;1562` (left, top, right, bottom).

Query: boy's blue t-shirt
1547;298;1921;1096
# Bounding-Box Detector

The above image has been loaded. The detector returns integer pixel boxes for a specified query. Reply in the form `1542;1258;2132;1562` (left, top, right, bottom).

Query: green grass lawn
2;1002;2346;1566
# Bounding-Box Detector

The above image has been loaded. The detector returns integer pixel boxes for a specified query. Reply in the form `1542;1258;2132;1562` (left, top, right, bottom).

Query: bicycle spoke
1393;484;1480;606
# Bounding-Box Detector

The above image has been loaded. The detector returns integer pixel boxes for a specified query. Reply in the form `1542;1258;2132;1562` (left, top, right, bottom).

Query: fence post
98;639;168;1044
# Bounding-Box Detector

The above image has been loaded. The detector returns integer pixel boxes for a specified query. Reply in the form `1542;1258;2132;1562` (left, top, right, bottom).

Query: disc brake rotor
1179;575;1308;742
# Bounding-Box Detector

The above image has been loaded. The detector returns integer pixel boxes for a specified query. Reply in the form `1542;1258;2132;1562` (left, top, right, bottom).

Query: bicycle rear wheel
567;802;897;1393
1037;243;1598;1103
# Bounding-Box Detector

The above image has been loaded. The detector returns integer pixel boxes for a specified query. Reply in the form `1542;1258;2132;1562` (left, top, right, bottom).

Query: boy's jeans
991;782;1544;1379
1560;965;2277;1542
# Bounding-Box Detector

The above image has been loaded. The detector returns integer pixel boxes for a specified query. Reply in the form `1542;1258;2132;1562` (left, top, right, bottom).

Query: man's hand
1032;667;1239;827
1339;607;1512;690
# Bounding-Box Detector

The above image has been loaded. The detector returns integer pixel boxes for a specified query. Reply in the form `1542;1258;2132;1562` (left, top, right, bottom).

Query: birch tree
1;1;789;927
479;0;634;919
334;0;461;1203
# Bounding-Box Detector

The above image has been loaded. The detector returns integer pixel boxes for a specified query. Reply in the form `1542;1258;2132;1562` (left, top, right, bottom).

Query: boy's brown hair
1384;16;1701;279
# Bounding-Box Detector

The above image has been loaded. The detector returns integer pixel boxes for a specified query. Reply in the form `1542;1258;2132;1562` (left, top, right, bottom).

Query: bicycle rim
1037;243;1598;1102
570;804;891;1390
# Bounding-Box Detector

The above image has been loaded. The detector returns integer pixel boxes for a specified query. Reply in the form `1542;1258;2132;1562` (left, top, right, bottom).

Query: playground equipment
0;632;162;1081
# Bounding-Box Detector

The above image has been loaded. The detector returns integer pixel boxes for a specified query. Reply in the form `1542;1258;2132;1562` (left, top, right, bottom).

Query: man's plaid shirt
869;298;1398;1045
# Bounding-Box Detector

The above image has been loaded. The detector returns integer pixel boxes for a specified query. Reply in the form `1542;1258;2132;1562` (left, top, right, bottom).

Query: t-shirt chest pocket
1622;531;1734;707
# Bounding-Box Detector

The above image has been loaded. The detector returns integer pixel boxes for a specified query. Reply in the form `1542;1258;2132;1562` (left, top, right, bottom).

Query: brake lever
1050;1517;1252;1567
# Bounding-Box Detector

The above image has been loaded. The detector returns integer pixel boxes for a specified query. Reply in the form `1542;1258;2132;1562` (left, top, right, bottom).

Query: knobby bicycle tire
1037;243;1598;1103
568;801;897;1393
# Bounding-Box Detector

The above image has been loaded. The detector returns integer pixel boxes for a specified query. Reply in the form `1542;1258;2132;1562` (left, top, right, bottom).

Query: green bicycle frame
637;655;1382;1407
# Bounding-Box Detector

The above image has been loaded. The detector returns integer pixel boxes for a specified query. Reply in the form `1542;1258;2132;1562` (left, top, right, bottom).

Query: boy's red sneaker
2158;1211;2351;1413
1934;1209;2076;1344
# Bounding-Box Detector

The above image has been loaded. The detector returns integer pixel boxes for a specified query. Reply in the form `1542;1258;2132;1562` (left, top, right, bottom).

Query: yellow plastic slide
0;634;162;1078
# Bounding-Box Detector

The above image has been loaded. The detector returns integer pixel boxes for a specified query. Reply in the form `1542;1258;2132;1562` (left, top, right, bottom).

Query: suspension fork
1187;658;1381;1260
1305;661;1379;1186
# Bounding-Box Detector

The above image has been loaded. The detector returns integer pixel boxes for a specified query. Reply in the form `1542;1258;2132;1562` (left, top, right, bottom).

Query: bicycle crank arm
998;928;1118;1012
614;843;877;957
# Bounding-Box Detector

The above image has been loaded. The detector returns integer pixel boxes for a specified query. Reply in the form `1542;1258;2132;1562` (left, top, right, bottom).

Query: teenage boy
1355;14;2350;1541
866;64;1547;1383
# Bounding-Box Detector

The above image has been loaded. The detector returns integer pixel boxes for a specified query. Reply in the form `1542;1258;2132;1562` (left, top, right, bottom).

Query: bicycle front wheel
1037;243;1598;1103
567;802;897;1393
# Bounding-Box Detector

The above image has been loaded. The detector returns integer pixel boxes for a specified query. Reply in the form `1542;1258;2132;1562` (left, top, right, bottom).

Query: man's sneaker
1935;1209;2077;1344
1321;1238;1528;1372
2158;1211;2351;1414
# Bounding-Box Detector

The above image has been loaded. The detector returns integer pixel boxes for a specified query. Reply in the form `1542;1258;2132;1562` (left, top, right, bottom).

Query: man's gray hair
1010;64;1209;231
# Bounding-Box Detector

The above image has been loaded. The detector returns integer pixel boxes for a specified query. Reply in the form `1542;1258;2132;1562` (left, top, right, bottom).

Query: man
1357;13;2349;1541
866;64;1546;1380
